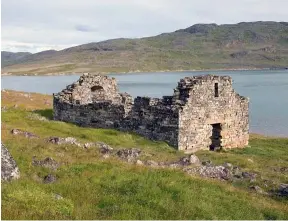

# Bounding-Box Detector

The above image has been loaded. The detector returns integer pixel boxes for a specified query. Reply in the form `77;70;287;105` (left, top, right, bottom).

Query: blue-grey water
2;70;288;137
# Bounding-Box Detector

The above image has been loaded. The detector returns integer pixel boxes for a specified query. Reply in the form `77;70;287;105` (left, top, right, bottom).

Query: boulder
11;128;39;139
277;184;288;197
184;165;231;180
43;174;57;184
231;166;242;178
32;156;59;170
168;154;200;168
47;136;82;147
179;156;191;166
83;142;97;149
242;171;257;182
223;162;233;169
1;143;20;181
116;148;141;161
189;154;201;165
249;185;266;194
96;142;113;154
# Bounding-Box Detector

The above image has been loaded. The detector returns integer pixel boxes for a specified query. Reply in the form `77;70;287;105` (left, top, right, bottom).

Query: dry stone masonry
53;73;249;152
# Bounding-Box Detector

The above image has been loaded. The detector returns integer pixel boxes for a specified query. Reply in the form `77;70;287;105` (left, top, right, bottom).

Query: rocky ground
4;127;288;198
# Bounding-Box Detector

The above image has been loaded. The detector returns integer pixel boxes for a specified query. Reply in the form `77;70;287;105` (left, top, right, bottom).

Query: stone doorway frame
209;123;222;151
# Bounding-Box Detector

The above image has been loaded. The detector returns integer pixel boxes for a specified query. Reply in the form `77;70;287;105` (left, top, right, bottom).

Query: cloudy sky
2;0;288;53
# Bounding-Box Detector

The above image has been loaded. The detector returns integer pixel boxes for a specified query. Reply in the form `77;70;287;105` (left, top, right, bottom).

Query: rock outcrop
1;143;20;181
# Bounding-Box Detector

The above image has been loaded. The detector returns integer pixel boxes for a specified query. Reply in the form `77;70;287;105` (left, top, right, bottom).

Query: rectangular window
214;83;219;97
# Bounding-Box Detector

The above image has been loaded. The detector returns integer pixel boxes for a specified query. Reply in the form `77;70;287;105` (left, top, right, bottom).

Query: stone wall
54;73;122;105
53;73;249;152
175;75;249;152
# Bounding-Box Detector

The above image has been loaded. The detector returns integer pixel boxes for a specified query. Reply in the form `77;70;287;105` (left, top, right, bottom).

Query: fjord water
2;70;288;137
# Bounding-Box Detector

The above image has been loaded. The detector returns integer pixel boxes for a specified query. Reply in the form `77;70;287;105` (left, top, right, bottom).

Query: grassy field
1;90;288;219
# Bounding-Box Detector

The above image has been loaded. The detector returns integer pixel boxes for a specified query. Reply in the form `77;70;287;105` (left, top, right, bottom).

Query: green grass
1;91;288;219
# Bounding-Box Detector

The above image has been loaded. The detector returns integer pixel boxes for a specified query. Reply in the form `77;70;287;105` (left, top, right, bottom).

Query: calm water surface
2;70;288;137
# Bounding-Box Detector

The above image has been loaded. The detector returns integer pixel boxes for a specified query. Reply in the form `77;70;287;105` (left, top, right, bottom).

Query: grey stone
32;156;59;170
102;154;110;159
47;136;82;147
11;128;39;139
223;162;233;168
277;184;288;197
136;160;144;165
1;143;20;181
43;174;57;184
53;74;249;152
185;165;231;180
168;163;182;169
189;154;201;165
83;142;96;149
250;185;266;194
53;193;63;200
232;166;242;178
116;148;141;161
168;155;197;168
96;142;113;154
242;171;257;180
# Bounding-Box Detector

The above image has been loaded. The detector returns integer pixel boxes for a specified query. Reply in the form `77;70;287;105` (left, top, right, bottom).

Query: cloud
75;25;98;32
2;0;288;53
1;40;76;53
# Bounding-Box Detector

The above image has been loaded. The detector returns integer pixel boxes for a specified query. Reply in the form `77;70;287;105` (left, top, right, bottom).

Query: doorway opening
210;123;222;151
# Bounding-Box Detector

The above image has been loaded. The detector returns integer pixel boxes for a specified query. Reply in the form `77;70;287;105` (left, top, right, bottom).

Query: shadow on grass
33;109;53;120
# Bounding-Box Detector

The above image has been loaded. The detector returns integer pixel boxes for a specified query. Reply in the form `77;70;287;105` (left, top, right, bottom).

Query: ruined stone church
53;73;249;152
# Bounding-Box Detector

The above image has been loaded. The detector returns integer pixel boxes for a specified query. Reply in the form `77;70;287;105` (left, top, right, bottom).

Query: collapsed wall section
53;73;180;147
54;73;122;105
121;96;180;147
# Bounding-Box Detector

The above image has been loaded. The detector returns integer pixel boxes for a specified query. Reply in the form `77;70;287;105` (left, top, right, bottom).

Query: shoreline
2;67;287;76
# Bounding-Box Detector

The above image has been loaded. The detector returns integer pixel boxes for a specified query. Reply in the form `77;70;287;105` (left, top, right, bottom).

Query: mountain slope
2;21;288;75
1;51;32;67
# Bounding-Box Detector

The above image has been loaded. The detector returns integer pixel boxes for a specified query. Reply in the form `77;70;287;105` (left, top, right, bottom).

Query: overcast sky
2;0;288;53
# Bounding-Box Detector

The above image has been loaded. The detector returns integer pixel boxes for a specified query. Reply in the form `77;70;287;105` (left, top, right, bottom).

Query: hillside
2;21;288;75
1;51;32;67
1;90;288;219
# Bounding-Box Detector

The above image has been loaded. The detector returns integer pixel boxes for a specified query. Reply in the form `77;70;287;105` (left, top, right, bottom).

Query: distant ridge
2;21;288;75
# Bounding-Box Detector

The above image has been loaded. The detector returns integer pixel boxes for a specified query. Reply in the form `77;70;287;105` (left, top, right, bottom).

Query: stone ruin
53;73;249;152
